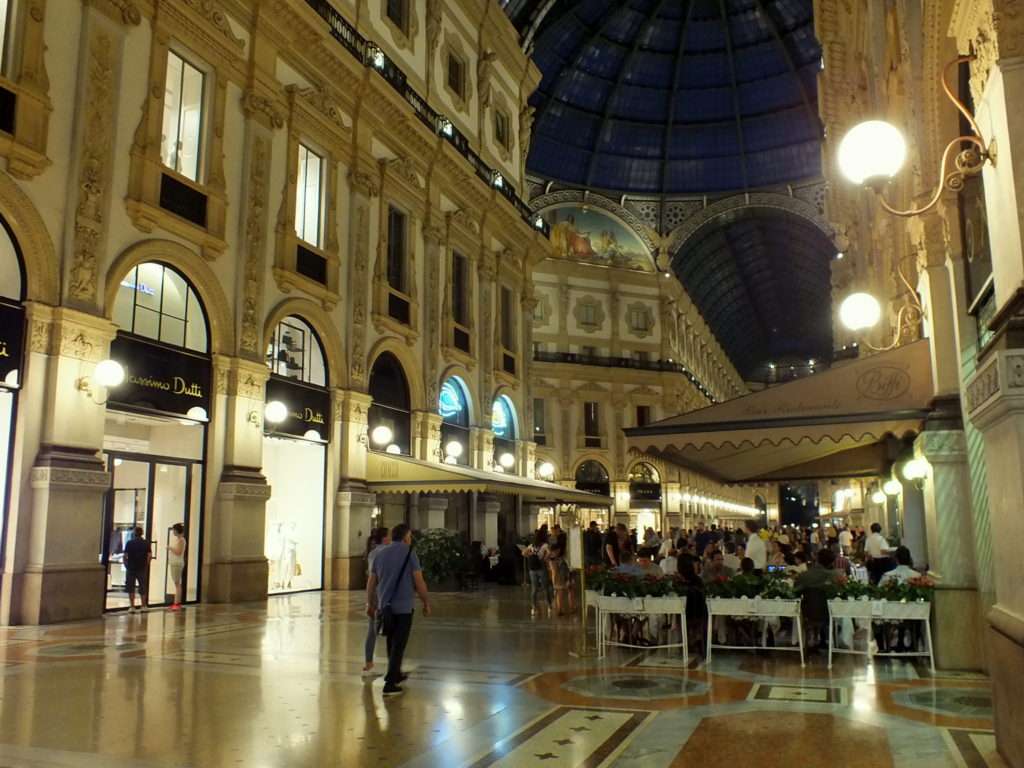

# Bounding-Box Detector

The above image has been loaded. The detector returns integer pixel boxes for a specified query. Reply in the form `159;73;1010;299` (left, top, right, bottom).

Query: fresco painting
545;205;653;271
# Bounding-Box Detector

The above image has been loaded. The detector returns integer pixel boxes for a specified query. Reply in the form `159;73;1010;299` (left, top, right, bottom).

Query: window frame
112;262;209;354
294;142;325;249
387;204;409;295
385;0;409;36
532;397;546;445
160;49;208;184
494;108;511;150
447;52;466;101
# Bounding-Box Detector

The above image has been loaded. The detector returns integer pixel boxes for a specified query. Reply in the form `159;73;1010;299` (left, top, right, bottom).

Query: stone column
414;411;442;461
207;357;271;603
664;481;682;532
915;429;983;668
612;481;630;525
478;494;500;549
421;495;448;530
7;308;116;623
330;389;374;589
966;349;1024;763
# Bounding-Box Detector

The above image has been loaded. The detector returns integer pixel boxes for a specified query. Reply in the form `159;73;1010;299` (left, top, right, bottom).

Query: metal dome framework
521;0;823;196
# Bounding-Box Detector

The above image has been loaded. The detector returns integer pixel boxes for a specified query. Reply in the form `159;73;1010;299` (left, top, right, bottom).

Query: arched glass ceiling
521;0;823;195
670;207;834;379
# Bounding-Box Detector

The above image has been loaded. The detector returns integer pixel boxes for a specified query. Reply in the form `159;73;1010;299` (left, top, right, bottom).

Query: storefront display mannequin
167;523;187;610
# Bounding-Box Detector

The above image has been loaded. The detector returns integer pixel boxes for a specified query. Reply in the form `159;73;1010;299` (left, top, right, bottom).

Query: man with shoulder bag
366;523;431;696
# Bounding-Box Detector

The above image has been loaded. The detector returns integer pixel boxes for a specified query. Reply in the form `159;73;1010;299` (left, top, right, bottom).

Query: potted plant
412;528;467;590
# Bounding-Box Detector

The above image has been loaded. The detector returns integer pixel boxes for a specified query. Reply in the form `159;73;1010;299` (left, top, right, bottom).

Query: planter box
643;596;686;614
828;598;931;620
707;597;800;617
598;595;645;613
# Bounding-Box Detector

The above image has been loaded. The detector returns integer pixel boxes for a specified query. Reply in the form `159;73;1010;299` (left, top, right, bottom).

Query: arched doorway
628;462;662;538
102;261;212;610
491;394;517;473
368;352;411;455
439;376;470;465
262;315;329;594
575;459;611;529
0;217;25;568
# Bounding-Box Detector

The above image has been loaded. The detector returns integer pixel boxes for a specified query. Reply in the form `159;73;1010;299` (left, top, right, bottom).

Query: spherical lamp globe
444;440;464;460
370;425;393;447
902;458;929;482
264;400;288;424
840;292;882;331
537;461;555;479
499;452;516;469
838;120;907;186
871;490;887;505
883;479;903;496
93;359;125;388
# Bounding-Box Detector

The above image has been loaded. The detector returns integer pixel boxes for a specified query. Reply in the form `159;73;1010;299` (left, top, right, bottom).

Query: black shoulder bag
377;545;413;637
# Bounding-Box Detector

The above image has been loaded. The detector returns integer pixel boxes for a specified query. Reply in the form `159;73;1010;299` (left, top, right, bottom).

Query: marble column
915;429;983;668
420;495;448;531
5;308;116;623
478;494;500;549
207;358;271;603
331;490;376;589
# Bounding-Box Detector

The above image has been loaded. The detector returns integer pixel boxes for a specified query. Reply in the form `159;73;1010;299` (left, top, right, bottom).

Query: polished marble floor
0;588;1005;767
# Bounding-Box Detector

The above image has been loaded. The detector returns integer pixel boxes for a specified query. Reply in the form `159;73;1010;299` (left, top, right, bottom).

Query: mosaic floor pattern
0;589;1009;767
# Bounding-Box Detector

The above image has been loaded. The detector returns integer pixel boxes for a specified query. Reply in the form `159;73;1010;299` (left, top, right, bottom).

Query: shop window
295;144;324;248
636;405;651;427
583;401;601;447
385;0;409;35
533;397;546;445
112;262;208;353
266;316;327;387
161;51;206;183
575;459;609;496
492;395;516;440
447;52;466;100
494;108;510;150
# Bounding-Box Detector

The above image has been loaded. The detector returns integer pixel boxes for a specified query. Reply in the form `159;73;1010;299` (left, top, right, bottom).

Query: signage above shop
265;375;330;442
0;300;25;389
109;334;211;417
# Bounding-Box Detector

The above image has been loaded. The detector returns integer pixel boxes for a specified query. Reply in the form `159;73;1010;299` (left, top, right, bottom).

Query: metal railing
304;0;549;237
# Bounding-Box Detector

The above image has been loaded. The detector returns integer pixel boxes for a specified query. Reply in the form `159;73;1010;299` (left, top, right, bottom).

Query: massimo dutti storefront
0;219;25;562
101;262;210;611
262;316;328;595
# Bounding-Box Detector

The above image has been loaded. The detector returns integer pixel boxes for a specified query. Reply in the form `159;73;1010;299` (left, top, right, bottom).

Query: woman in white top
167;523;186;611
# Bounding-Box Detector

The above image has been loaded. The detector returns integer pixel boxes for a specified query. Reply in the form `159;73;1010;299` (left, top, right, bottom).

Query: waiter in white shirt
864;522;894;584
838;527;853;554
743;520;767;575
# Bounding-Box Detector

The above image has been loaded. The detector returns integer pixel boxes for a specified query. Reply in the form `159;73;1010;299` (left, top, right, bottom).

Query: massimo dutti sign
0;300;25;387
265;375;330;441
109;334;211;416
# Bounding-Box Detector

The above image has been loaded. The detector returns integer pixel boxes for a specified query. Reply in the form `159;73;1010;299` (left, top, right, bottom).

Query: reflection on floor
0;589;1007;767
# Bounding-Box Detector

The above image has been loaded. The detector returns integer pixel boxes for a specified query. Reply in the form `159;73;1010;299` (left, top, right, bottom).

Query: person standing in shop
167;523;187;611
366;523;432;697
123;526;151;613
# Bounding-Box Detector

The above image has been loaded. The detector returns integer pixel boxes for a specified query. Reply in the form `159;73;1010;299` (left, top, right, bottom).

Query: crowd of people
579;518;922;655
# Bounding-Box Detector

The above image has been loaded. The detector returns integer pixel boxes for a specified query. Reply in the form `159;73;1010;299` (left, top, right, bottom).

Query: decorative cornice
181;0;245;51
242;89;285;129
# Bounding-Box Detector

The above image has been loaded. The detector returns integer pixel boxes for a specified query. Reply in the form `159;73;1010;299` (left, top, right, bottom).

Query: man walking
366;523;431;697
123;526;151;613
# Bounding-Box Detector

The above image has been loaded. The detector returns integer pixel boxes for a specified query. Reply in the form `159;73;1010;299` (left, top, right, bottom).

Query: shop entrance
101;451;202;610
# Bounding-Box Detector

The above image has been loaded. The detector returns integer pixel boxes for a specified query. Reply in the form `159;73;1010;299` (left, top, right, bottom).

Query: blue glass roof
525;0;823;195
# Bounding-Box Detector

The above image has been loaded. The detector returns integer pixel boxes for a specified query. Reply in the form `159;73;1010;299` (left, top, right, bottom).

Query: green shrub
413;528;467;584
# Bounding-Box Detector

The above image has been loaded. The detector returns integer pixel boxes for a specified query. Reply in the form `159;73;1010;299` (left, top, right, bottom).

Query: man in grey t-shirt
366;523;431;696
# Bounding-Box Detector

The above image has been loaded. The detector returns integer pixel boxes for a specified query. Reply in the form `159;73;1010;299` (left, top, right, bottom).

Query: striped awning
366;451;612;505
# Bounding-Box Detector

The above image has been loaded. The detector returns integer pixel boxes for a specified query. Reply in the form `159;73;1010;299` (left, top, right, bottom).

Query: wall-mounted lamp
385;444;401;455
251;400;288;428
76;359;125;405
902;457;929;489
498;451;515;470
838;56;995;218
537;461;555;480
871;489;887;505
882;478;903;497
370;424;393;448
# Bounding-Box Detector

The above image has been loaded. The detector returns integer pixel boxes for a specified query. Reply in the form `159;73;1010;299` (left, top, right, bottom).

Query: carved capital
349;169;380;198
242;89;285;129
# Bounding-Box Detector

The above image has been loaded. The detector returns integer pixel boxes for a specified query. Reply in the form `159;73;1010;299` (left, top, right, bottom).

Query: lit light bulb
838;120;907;186
264;400;288;424
385;444;401;455
303;429;322;441
537;461;554;479
840;292;882;331
370;425;393;447
93;359;125;388
445;440;464;459
186;406;208;422
499;452;515;469
871;490;887;504
883;479;902;496
902;458;929;481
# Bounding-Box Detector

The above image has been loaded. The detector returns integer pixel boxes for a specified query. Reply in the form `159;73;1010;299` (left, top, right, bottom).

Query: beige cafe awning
625;340;935;484
366;451;612;505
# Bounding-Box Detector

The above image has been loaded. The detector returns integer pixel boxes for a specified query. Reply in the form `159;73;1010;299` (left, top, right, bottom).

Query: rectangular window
295;144;324;247
387;206;407;292
533;398;546;445
500;285;514;350
580;345;597;358
447;53;465;99
636;405;651;427
632;350;649;362
584;401;600;437
494;109;510;149
452;251;468;326
630;308;649;331
580;303;596;326
161;51;205;182
386;0;408;33
532;342;544;357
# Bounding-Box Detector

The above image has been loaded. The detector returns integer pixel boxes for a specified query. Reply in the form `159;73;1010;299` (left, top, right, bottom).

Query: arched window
575;460;610;496
491;395;517;472
368;352;411;454
266;316;327;387
439;376;470;464
112;262;208;353
0;219;24;389
0;219;23;303
628;462;661;502
491;395;516;440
